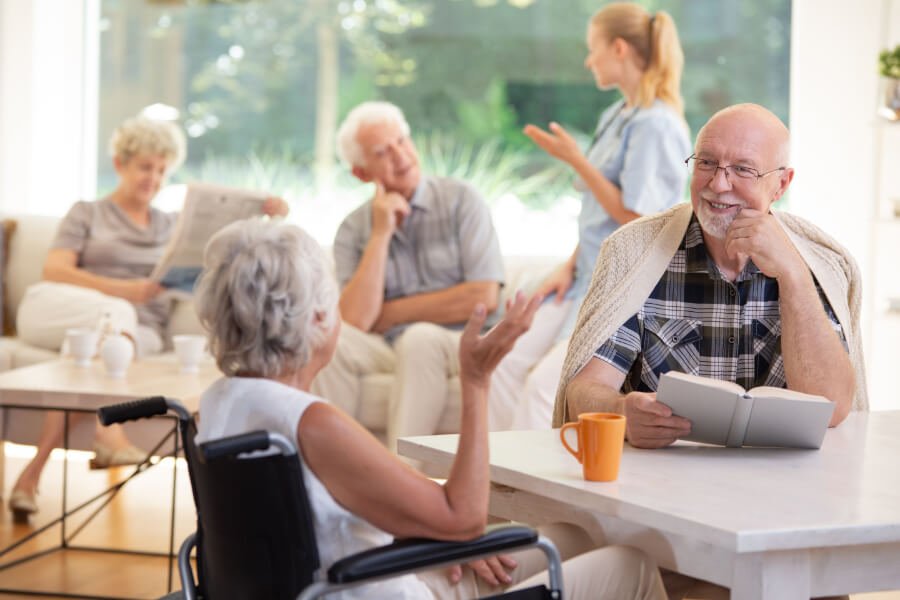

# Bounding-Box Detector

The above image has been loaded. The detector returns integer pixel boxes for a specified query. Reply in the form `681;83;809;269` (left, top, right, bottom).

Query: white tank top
196;376;433;599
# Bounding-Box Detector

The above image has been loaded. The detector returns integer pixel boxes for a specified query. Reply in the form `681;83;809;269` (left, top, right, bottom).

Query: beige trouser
388;323;462;451
16;282;163;356
310;322;396;419
489;299;572;431
418;523;666;599
311;322;462;452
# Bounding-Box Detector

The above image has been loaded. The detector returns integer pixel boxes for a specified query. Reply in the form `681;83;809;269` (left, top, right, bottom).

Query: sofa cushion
5;214;61;324
0;336;58;371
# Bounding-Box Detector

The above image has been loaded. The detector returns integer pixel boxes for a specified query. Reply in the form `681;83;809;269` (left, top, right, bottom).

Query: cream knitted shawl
552;202;868;427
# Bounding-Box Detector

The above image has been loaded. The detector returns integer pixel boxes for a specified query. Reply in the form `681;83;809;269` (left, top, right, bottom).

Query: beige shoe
89;443;147;470
9;488;38;521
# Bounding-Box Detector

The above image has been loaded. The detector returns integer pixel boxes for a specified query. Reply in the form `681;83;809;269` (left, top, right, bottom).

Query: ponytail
591;4;685;117
643;11;684;116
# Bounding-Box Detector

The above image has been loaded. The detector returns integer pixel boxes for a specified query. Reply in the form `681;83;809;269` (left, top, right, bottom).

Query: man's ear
772;167;795;202
351;165;372;183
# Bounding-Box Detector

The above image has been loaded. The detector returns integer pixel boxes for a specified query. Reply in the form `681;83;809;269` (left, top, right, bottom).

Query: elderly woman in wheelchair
190;218;666;599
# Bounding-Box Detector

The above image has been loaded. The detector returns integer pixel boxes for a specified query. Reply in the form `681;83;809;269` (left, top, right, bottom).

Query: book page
656;371;742;446
664;371;746;395
747;386;830;402
151;182;269;288
743;388;834;449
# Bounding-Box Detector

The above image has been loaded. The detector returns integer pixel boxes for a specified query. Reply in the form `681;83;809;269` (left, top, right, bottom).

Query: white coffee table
0;353;221;483
0;353;222;598
0;353;219;411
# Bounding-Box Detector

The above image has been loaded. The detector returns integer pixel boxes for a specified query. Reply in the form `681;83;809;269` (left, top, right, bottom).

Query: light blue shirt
572;99;691;301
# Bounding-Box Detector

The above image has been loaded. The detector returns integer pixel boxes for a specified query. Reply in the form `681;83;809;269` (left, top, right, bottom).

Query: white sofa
0;212;560;448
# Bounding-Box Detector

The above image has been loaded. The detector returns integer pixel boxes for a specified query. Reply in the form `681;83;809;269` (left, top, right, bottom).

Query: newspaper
151;182;269;296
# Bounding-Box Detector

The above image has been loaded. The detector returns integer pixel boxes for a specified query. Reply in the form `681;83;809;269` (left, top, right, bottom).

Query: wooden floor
1;443;899;599
0;444;196;599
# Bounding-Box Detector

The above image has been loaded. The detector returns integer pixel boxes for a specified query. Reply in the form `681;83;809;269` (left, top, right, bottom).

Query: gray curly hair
194;218;339;378
336;101;411;167
108;116;187;173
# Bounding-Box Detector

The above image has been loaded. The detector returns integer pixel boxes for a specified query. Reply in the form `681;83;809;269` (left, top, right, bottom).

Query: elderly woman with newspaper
8;115;286;520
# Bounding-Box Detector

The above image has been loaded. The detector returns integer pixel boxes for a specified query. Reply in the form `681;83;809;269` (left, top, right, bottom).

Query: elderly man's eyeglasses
685;155;786;181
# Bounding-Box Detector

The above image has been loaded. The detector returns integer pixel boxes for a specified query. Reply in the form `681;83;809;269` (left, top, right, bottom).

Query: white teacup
66;328;99;367
173;335;207;374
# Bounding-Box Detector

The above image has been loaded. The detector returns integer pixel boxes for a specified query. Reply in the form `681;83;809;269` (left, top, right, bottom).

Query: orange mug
559;412;626;482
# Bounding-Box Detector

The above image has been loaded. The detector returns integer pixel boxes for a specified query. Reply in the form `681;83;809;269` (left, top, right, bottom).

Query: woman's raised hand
458;291;542;387
523;121;583;165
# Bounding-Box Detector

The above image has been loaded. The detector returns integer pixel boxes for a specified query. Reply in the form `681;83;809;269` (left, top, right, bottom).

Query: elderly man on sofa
312;101;504;453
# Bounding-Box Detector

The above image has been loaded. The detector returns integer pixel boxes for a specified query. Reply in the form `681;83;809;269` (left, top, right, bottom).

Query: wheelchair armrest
328;524;539;584
200;430;272;460
98;396;170;425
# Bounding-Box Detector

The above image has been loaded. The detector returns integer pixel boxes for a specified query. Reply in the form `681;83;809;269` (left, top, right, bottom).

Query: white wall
0;0;96;216
789;0;881;267
790;0;900;410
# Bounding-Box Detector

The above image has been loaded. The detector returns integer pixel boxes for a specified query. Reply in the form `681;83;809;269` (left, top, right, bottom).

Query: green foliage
415;131;571;209
177;146;311;196
174;136;571;213
454;79;522;146
176;146;372;205
880;45;900;79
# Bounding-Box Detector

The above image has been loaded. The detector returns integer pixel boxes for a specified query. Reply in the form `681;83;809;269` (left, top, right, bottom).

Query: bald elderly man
552;102;865;599
555;102;866;445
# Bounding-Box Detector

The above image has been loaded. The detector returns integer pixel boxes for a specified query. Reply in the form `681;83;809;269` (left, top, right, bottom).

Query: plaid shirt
595;216;846;392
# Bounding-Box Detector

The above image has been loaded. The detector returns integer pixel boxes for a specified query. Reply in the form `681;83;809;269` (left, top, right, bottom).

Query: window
98;0;790;252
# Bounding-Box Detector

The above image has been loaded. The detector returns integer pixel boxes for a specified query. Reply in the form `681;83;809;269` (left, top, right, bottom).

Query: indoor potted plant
879;44;900;121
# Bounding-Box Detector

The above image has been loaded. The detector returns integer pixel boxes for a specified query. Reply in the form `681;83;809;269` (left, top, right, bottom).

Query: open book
151;183;269;296
656;371;835;449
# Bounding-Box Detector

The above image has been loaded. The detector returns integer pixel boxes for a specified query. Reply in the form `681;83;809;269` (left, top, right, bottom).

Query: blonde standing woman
490;3;692;432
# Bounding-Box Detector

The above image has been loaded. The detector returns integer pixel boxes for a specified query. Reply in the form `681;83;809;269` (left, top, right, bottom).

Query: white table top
399;411;900;555
0;354;222;412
